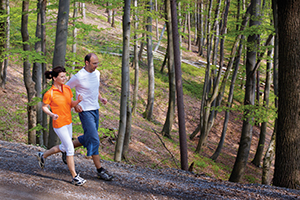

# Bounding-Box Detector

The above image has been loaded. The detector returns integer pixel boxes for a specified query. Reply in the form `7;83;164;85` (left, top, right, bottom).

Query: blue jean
78;110;100;156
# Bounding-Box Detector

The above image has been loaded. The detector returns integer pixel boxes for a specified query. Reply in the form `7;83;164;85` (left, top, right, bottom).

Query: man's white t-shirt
66;68;100;111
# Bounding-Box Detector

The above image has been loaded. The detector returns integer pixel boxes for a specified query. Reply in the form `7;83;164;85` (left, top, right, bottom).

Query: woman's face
53;72;66;85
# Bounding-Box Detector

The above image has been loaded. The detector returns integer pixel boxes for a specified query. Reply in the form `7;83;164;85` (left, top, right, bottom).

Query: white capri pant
53;123;74;156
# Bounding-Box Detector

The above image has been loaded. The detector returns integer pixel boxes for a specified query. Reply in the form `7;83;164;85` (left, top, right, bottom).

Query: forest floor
0;2;299;199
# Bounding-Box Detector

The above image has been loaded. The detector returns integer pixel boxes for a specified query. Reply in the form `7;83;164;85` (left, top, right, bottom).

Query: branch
152;128;179;169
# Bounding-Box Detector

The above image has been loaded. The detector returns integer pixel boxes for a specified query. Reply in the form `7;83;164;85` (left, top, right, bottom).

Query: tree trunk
252;38;273;167
155;0;158;39
33;0;43;146
194;2;197;43
229;0;260;183
211;33;244;161
154;23;166;52
114;0;131;162
194;0;213;153
170;0;188;171
145;0;154;121
49;0;70;148
193;0;231;149
1;0;9;88
198;1;203;56
262;0;278;185
107;3;112;24
262;121;276;185
273;0;300;189
41;0;48;147
132;0;139;116
161;0;175;139
187;3;191;51
82;3;85;22
72;1;78;72
22;0;37;145
0;0;5;86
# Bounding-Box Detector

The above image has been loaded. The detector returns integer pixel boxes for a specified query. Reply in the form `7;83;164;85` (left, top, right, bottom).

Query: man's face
86;55;99;72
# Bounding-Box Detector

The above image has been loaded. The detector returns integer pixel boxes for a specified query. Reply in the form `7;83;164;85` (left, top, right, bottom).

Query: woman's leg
54;124;77;178
43;145;61;158
66;155;76;178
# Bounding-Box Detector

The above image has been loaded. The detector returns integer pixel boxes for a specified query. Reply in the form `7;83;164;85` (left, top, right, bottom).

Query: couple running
36;53;113;186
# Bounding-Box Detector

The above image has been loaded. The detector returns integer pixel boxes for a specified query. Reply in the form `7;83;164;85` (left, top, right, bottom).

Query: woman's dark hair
45;66;66;80
84;53;96;63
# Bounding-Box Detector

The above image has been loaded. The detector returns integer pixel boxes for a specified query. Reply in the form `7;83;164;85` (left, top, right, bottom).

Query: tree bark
49;0;70;148
252;38;273;167
1;0;9;88
0;0;5;86
229;0;260;183
132;0;139;116
211;33;244;161
33;0;43;146
22;0;37;145
145;0;154;121
170;0;188;171
273;0;300;189
187;3;191;51
41;0;48;147
161;0;175;139
72;1;78;72
114;0;131;162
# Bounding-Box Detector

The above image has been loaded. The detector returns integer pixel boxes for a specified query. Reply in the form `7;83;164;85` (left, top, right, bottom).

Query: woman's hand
52;113;59;120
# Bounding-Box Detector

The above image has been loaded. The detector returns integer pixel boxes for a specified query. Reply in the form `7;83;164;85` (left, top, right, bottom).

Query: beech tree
22;0;37;145
33;0;44;146
161;0;175;139
229;0;260;183
114;0;131;162
48;0;70;148
170;0;188;171
273;0;300;189
144;0;155;121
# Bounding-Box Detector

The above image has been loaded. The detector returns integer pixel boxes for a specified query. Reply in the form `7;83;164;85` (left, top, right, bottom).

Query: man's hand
74;104;83;113
100;97;107;105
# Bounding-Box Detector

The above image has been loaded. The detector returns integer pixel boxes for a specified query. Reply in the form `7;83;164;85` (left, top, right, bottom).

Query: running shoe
61;151;67;165
72;173;86;186
97;168;114;181
36;152;45;169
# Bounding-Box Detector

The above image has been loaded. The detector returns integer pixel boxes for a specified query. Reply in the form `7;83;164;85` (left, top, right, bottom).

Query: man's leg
92;154;101;169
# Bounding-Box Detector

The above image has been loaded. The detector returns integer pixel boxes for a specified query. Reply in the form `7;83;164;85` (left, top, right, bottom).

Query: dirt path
0;140;299;200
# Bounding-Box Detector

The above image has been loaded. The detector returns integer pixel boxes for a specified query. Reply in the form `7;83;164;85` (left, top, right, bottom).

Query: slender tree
273;0;300;189
33;0;44;146
161;0;175;139
229;0;260;183
114;0;131;162
72;1;78;72
170;0;188;171
0;0;5;86
144;0;155;121
22;0;37;145
48;0;70;148
132;0;139;116
252;38;273;167
262;0;278;185
1;0;9;88
41;0;48;146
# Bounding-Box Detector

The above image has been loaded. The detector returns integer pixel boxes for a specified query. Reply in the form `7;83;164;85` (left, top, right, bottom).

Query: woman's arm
42;103;58;120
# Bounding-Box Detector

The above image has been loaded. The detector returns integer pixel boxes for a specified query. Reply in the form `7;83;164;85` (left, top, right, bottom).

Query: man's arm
98;74;107;105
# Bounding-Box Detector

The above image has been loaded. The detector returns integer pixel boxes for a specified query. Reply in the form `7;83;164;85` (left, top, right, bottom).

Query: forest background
0;0;298;191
